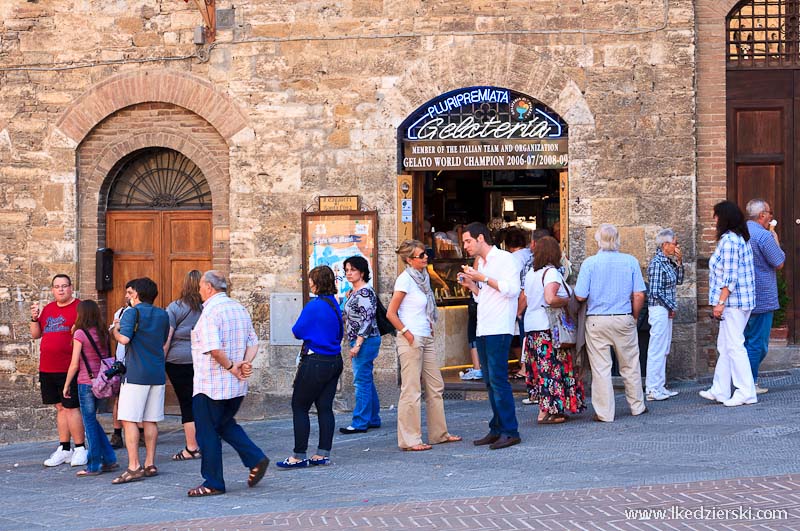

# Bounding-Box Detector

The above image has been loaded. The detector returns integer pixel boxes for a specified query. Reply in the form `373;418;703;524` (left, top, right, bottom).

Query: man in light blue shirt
743;199;785;394
575;224;647;422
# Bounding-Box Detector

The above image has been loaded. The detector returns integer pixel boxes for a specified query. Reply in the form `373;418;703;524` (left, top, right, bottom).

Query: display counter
432;304;471;369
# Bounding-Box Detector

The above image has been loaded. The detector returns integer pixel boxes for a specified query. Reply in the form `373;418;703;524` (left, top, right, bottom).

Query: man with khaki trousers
575;224;648;422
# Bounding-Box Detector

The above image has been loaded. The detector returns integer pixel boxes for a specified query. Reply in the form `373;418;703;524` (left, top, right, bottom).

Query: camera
104;361;127;378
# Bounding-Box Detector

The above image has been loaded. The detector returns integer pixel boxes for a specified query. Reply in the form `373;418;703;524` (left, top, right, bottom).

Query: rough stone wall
1;0;698;436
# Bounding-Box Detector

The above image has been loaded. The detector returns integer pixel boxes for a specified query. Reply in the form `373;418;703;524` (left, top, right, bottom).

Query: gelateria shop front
395;86;570;387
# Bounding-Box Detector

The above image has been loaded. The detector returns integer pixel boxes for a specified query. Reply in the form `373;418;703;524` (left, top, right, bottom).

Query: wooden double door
105;210;213;317
727;70;799;340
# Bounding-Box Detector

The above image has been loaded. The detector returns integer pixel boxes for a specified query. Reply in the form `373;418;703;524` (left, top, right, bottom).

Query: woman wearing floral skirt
520;237;586;424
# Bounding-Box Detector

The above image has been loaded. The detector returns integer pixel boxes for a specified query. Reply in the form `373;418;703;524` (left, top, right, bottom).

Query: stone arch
54;69;251;146
75;102;231;301
380;39;596;260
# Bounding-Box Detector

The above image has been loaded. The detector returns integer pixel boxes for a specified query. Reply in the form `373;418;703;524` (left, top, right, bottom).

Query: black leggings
165;362;194;424
291;354;343;457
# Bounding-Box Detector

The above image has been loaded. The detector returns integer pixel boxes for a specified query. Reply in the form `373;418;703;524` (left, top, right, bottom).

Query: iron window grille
106;148;212;210
728;0;800;68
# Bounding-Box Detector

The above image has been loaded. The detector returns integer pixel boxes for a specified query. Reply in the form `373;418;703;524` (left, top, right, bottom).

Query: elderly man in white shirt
459;222;522;450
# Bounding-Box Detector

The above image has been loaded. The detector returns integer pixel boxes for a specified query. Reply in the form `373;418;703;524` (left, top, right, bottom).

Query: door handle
796;219;800;225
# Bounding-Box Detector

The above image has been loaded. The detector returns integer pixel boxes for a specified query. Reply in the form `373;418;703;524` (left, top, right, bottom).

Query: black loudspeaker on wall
96;248;114;291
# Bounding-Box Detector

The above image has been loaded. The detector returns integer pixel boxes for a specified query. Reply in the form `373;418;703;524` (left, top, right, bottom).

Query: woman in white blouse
387;240;461;451
519;236;586;424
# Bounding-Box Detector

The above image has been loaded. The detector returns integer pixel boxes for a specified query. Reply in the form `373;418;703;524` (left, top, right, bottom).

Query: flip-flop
403;443;432;451
188;485;225;497
76;469;102;477
439;435;462;444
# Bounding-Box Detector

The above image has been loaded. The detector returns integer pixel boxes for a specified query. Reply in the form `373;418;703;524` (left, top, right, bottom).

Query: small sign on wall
319;195;359;211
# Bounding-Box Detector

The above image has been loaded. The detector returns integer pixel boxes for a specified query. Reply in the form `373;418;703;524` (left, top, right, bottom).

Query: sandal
101;463;120;473
188;485;224;497
172;447;201;461
248;457;270;487
143;465;158;477
111;467;145;484
403;443;432;451
76;469;102;477
538;414;567;425
439;435;462;444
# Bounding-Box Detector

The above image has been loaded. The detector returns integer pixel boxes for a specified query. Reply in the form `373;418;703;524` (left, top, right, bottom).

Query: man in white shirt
459;222;522;450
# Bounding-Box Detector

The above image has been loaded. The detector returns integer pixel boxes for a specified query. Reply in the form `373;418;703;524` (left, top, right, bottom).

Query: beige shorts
117;382;165;423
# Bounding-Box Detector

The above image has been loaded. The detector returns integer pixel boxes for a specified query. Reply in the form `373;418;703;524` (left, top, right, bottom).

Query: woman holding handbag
520;236;586;424
277;265;344;468
63;300;119;476
339;256;382;435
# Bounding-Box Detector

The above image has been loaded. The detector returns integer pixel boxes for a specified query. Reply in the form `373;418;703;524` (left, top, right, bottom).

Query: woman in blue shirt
279;266;344;468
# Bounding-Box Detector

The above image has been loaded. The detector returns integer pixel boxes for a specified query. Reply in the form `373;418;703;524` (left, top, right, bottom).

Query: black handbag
375;298;396;336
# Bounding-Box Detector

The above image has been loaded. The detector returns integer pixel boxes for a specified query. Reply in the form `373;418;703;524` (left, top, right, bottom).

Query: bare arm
543;282;569;308
30;303;42;339
387;290;415;344
163;327;175;355
62;339;82;399
517;291;527;318
632;292;645;320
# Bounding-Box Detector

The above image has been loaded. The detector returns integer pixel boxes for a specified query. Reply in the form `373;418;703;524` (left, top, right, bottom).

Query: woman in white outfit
700;200;757;407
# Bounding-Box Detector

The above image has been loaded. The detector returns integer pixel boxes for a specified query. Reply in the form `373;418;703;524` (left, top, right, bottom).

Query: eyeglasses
52;284;71;290
410;253;427;260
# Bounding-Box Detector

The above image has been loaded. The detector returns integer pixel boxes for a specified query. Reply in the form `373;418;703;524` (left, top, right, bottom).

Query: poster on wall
301;210;379;307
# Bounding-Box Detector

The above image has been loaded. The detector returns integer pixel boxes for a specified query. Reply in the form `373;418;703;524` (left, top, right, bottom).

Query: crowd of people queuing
28;198;784;495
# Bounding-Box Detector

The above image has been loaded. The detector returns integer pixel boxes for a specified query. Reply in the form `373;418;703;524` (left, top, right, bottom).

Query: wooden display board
301;210;379;306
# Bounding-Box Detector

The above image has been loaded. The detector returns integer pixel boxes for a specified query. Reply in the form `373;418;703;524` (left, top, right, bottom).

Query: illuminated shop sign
399;86;568;171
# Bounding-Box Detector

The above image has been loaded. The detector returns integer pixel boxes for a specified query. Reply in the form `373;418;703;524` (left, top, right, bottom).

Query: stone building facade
1;0;787;441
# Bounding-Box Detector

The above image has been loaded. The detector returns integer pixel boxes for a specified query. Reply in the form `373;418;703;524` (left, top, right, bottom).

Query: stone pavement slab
87;474;800;530
1;371;799;530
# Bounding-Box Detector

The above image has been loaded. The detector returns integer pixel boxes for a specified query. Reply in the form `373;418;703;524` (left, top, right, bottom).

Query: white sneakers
646;389;670;401
698;389;723;402
43;445;87;467
699;389;757;407
43;446;73;467
459;368;483;380
723;396;757;407
70;446;88;467
646;388;679;401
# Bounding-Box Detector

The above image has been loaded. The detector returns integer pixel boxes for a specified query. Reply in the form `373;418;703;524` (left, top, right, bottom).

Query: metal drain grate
442;390;465;401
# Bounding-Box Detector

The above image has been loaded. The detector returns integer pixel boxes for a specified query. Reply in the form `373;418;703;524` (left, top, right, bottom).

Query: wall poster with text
301;210;379;308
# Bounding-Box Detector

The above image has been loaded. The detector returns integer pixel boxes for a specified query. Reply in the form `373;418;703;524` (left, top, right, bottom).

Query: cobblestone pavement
1;370;799;530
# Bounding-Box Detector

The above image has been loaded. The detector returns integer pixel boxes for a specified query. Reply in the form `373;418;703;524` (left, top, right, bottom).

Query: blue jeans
77;384;117;473
476;334;519;438
350;335;382;430
193;393;266;492
744;311;773;380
